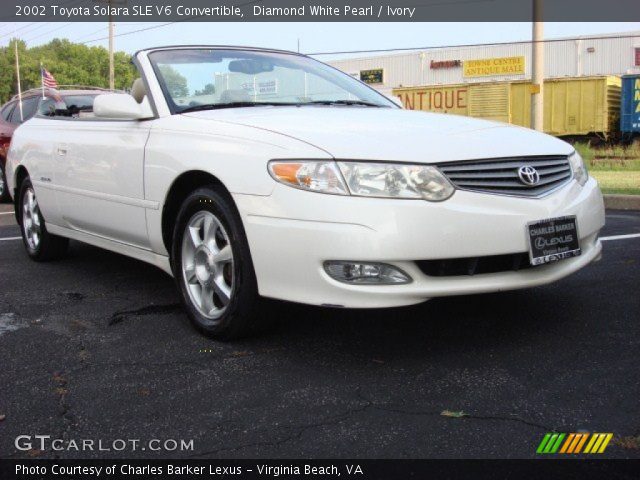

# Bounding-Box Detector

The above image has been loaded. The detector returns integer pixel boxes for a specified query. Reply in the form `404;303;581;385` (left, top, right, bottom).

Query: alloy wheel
22;187;42;250
181;210;234;321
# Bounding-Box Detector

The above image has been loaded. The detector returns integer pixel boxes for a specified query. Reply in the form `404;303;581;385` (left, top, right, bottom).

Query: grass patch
591;171;640;195
574;142;640;171
573;143;640;194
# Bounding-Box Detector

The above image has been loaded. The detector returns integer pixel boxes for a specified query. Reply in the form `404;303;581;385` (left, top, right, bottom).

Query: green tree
158;65;189;98
0;38;138;104
195;83;216;96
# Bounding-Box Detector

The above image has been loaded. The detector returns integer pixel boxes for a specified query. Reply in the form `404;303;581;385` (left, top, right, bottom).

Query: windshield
148;48;395;112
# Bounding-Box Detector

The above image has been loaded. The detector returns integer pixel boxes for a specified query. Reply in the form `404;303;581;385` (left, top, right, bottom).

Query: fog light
324;261;412;285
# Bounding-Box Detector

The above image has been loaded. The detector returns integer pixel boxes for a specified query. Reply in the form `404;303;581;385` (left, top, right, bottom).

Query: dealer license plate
527;216;581;266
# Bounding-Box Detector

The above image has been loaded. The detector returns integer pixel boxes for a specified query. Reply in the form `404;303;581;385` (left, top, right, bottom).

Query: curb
604;194;640;211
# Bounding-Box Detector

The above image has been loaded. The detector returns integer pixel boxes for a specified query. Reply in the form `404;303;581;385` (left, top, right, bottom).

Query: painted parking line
600;233;640;242
0;212;15;216
0;237;21;242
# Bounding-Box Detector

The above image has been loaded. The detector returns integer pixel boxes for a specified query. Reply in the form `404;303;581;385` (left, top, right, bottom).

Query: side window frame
8;102;23;124
19;96;41;122
1;102;16;122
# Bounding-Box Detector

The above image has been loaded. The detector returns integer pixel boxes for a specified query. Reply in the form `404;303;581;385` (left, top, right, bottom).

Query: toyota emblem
518;165;540;186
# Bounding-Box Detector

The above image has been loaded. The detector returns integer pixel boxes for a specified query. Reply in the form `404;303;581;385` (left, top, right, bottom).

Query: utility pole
108;0;114;90
95;0;118;90
14;39;23;121
531;0;544;131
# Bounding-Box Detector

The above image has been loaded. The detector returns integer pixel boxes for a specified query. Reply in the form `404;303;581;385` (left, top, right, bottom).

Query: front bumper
233;177;605;308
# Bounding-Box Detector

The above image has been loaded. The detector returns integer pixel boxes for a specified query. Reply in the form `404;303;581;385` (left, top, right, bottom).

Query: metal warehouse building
328;31;640;139
329;30;640;95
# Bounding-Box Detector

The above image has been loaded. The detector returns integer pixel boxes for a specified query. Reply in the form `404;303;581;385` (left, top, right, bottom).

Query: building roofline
326;30;640;64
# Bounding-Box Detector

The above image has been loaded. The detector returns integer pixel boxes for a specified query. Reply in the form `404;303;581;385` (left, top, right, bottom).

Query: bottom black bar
1;459;639;480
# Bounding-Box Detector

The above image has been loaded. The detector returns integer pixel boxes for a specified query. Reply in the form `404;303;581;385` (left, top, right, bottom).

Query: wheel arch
161;170;235;254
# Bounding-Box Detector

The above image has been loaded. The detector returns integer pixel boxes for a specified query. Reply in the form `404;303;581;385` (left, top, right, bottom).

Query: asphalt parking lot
0;202;639;459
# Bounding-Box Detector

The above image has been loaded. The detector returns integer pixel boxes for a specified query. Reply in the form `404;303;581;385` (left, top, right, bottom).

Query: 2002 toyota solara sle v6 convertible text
7;46;605;339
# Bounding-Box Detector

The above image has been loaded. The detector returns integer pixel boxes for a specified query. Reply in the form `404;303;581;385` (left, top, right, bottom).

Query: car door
53;117;152;249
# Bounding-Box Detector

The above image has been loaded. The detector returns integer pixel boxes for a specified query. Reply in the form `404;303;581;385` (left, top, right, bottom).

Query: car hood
183;107;574;163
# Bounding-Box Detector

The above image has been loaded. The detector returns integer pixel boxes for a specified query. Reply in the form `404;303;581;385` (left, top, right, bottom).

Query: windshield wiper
179;102;297;113
301;100;384;107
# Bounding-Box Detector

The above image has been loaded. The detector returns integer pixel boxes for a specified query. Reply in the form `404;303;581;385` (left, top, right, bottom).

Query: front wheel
171;186;262;340
18;178;68;261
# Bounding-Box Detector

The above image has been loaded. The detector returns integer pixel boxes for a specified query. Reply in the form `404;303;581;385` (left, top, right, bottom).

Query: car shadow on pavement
45;241;588;363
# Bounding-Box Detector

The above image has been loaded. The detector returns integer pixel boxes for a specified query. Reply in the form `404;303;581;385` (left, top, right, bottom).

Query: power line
0;1;83;41
306;32;640;56
80;21;176;45
71;25;107;43
79;0;264;45
23;22;75;43
0;22;40;40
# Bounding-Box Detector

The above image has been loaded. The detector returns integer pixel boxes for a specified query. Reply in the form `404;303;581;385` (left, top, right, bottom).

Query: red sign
636;48;640;66
430;60;462;69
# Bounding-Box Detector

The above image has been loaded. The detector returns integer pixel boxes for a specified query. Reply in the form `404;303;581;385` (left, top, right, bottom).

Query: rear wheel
0;163;10;203
18;178;68;261
171;186;262;340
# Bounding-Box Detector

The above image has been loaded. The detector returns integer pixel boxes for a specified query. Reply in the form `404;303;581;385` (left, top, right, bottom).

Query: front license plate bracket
527;216;581;266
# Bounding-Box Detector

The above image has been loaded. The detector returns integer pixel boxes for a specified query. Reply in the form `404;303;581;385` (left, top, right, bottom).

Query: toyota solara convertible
7;46;605;339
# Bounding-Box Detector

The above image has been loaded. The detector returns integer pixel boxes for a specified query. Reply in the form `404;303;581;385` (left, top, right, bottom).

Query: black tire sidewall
18;177;68;261
171;186;259;339
18;178;42;257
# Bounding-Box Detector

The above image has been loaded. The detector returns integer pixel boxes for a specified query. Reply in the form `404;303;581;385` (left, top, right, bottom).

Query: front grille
416;253;532;277
438;155;572;197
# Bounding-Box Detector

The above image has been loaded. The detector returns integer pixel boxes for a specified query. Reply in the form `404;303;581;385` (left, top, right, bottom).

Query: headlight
268;161;349;195
268;160;454;201
337;162;454;201
569;151;588;186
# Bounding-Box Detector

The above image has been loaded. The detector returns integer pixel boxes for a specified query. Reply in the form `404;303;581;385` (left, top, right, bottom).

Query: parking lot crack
357;391;551;431
189;398;374;457
108;304;183;325
369;404;551;431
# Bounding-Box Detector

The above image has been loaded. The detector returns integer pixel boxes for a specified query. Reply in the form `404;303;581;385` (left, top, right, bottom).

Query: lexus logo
518;166;540;186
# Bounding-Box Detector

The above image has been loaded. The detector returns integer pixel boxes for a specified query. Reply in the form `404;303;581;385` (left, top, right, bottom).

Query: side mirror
93;94;153;120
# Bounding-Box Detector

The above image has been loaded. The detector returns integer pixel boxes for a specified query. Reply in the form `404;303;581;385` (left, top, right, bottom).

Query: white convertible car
7;46;605;339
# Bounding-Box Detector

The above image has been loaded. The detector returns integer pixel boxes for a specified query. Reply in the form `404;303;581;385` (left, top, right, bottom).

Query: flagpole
14;39;23;122
41;61;45;99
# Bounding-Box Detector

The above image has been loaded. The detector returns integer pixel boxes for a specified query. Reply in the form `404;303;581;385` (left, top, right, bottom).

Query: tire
171;186;262;340
18;178;68;261
0;162;10;203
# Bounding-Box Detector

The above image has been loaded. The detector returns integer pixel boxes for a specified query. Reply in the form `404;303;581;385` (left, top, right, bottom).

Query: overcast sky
0;22;638;60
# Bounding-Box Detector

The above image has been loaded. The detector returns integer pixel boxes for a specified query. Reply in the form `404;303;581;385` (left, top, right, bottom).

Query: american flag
41;67;57;89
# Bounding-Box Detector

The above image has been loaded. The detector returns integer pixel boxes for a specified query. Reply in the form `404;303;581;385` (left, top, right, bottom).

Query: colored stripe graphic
583;434;599;453
559;433;575;453
574;433;589;453
537;433;613;454
597;434;613;453
544;434;560;453
536;433;552;454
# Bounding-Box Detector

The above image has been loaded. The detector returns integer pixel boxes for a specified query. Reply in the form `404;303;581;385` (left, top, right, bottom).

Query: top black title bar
3;0;640;22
